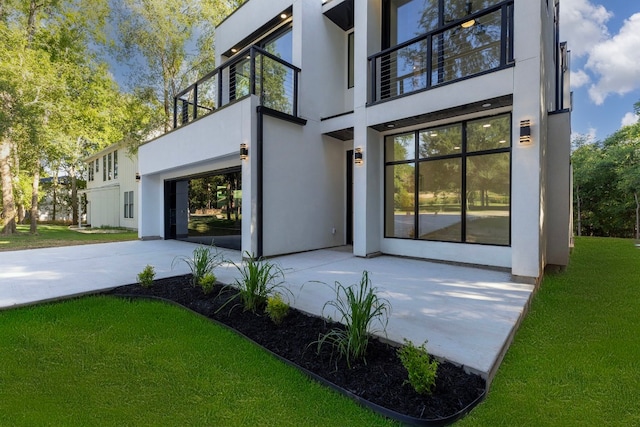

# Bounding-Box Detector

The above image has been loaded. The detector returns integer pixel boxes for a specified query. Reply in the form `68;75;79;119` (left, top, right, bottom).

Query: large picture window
384;113;511;245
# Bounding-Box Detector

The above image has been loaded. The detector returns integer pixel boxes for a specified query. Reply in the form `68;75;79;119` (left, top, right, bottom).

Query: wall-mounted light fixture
135;173;141;181
461;19;475;28
519;120;532;145
240;143;249;160
354;147;363;165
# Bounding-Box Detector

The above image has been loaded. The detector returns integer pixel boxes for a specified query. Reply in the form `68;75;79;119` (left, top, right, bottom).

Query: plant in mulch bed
172;245;224;287
107;275;486;424
220;252;291;313
198;272;217;295
398;339;439;395
265;293;290;325
136;265;156;288
315;271;390;368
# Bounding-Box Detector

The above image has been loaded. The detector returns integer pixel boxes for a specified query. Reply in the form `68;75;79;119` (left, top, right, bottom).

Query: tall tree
110;0;243;131
572;118;640;238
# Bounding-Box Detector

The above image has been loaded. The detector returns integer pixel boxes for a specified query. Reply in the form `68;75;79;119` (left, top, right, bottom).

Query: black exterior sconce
519;120;532;145
354;147;363;165
240;143;249;160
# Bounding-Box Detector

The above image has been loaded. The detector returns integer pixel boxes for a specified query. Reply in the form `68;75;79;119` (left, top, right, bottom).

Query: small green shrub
172;245;224;287
397;339;439;395
219;252;290;313
316;271;390;368
137;265;156;288
265;293;290;325
199;273;217;295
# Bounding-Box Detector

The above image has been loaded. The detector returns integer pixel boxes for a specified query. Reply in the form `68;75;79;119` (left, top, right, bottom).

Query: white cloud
560;0;612;58
621;112;639;127
571;127;598;144
570;70;590;89
586;13;640;105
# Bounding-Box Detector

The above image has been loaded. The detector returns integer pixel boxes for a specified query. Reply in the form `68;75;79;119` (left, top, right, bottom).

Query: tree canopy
1;0;243;234
572;109;640;239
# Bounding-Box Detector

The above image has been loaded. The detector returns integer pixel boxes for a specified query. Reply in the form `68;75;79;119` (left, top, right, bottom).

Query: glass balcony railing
369;1;514;103
173;45;300;129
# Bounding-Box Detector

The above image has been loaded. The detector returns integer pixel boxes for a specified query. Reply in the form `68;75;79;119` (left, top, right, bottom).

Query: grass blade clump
172;245;224;288
220;252;291;313
316;271;390;368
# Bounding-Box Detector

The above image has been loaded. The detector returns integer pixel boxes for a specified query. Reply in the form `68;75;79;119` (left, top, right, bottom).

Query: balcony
173;45;300;129
369;1;514;104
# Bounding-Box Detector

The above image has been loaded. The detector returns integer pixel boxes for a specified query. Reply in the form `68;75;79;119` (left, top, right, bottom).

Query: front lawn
0;224;138;252
0;297;394;426
460;237;640;425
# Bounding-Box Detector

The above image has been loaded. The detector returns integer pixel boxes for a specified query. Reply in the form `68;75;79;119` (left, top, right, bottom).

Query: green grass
188;215;241;237
0;224;138;252
0;297;396;426
459;237;640;426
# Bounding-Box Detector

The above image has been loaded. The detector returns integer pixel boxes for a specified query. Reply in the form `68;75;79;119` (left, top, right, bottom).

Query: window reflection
466;152;510;245
385;163;416;238
418;158;462;242
384;113;511;245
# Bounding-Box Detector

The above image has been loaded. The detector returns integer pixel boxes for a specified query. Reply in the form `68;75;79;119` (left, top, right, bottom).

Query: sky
560;0;640;141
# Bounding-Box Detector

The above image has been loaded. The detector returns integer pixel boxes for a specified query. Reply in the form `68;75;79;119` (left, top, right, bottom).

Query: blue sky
560;0;640;141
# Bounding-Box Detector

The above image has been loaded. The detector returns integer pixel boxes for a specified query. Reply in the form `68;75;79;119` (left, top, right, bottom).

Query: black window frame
347;31;355;89
384;112;512;246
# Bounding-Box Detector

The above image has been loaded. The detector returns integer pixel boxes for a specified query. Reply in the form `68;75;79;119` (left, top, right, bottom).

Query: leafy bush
137;265;155;288
228;252;289;313
199;273;217;295
265;293;289;325
397;339;439;395
172;245;224;287
316;271;390;368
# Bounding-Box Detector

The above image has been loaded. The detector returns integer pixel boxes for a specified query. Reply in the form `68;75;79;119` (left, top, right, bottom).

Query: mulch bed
107;275;486;425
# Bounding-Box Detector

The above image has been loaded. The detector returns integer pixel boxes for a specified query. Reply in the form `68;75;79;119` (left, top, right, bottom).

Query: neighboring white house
138;0;572;284
81;143;138;230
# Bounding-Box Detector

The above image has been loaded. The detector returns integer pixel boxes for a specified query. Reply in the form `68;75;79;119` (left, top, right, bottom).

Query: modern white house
138;0;572;284
81;143;139;230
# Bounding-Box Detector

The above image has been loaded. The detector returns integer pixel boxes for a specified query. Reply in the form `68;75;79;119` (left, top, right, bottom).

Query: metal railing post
193;84;198;120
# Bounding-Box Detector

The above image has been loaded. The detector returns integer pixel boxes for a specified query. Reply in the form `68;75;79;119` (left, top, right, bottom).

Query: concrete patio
0;239;535;379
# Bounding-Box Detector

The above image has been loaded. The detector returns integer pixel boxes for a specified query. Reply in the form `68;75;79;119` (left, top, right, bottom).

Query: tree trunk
634;191;639;241
27;0;40;46
71;168;78;225
0;138;17;234
30;166;40;234
576;185;582;237
52;170;58;221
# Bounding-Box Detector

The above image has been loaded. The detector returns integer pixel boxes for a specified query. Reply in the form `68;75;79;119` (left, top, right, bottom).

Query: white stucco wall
138;100;251;240
262;115;345;256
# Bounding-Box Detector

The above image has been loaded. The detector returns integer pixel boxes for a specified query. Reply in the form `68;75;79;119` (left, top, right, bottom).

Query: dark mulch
107;275;485;424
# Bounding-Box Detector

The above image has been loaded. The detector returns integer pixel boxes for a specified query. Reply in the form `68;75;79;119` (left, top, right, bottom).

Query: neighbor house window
103;155;106;181
124;191;134;219
384;113;511;245
113;150;118;179
95;158;99;173
88;162;94;181
108;152;112;180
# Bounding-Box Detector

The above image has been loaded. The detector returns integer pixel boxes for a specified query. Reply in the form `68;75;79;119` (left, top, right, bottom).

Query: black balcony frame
370;1;514;104
173;45;300;129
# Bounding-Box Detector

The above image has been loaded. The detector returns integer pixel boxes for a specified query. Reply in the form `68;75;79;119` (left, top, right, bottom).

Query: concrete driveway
0;240;535;379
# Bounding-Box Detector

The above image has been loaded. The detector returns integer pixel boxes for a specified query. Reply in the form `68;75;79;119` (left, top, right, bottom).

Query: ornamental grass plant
316;271;390;368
